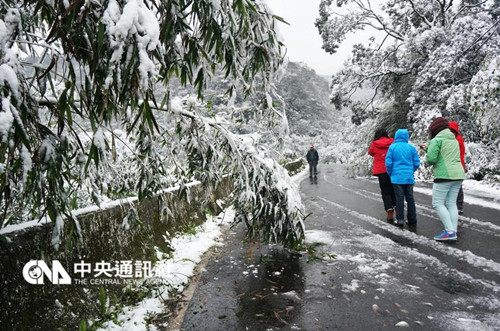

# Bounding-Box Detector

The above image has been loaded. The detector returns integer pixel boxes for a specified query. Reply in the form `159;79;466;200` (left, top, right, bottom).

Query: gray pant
309;163;317;178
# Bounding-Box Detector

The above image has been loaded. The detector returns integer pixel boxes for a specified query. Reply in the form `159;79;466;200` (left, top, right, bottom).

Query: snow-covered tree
316;0;500;178
0;0;304;247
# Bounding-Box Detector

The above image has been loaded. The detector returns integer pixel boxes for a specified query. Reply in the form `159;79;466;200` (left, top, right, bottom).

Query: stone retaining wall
0;179;233;330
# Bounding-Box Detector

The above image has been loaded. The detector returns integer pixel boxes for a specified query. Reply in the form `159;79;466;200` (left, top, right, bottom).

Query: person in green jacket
424;117;466;241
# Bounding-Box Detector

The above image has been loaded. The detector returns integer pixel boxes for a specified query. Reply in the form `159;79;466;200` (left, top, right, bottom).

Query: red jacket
368;137;394;175
449;121;466;169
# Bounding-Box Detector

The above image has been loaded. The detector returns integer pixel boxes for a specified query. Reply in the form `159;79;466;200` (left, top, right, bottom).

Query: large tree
316;0;499;177
0;0;305;247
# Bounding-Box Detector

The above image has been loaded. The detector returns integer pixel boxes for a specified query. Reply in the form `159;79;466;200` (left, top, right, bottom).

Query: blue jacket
385;129;420;184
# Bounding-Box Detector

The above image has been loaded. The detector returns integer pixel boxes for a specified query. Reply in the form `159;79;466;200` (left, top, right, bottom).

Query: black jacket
306;148;319;164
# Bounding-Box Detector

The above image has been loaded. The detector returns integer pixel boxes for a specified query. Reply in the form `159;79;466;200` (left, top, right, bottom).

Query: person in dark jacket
385;129;420;227
449;121;466;215
306;144;319;179
368;129;396;222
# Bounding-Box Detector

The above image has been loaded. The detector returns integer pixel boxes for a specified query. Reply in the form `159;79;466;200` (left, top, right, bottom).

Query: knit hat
429;117;449;138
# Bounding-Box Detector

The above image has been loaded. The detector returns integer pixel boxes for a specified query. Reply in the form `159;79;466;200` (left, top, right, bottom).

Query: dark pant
309;162;317;178
393;184;417;225
377;173;396;211
457;185;464;210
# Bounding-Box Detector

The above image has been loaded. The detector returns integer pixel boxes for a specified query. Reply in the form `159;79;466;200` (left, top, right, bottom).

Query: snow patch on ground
341;279;360;293
99;207;235;330
304;229;334;245
435;311;500;331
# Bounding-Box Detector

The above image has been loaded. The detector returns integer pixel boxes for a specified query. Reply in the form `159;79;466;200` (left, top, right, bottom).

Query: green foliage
304;242;336;263
0;0;305;248
79;287;122;331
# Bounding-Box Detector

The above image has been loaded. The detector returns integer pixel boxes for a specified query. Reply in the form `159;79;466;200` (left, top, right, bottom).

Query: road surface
180;165;500;330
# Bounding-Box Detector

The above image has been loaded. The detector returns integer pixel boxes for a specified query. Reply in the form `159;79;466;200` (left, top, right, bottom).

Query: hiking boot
433;230;457;241
386;208;395;222
395;220;404;228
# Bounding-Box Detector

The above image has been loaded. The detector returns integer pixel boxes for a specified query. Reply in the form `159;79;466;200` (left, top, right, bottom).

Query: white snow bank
462;179;500;202
292;167;309;185
100;207;235;331
414;185;500;211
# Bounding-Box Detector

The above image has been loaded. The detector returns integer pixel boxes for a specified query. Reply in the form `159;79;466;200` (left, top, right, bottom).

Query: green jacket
426;129;466;180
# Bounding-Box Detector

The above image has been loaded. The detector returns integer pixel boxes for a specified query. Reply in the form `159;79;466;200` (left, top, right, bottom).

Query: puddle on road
235;246;304;329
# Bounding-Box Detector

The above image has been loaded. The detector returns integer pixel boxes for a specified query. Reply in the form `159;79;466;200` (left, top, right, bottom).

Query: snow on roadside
413;186;500;211
99;207;235;331
292;166;308;185
462;179;500;201
317;196;500;275
340;183;500;234
304;229;334;245
358;176;500;210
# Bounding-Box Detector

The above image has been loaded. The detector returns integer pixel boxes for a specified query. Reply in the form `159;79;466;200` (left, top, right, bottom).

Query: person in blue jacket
385;129;420;227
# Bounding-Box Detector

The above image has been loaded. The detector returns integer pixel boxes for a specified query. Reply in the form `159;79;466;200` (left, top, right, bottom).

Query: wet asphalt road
181;165;500;330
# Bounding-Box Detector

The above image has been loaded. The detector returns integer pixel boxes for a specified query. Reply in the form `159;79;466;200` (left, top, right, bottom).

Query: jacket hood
449;121;460;135
435;128;456;140
394;129;409;143
373;136;393;148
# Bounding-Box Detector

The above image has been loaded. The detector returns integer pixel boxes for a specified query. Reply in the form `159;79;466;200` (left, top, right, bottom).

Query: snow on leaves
171;97;305;246
0;0;302;247
317;0;500;178
103;0;160;88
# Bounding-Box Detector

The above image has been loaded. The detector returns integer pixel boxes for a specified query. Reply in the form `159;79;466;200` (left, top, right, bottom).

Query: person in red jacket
449;121;466;214
368;129;396;222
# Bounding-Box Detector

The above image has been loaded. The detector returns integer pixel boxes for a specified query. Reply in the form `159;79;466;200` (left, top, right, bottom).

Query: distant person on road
424;117;465;241
449;121;467;215
385;129;420;228
306;144;319;179
368;129;396;222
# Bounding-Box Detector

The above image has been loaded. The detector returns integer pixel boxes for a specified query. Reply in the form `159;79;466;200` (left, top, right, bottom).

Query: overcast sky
265;0;382;76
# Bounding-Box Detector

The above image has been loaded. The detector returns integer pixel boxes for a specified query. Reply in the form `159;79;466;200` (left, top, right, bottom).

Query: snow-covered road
181;164;500;330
